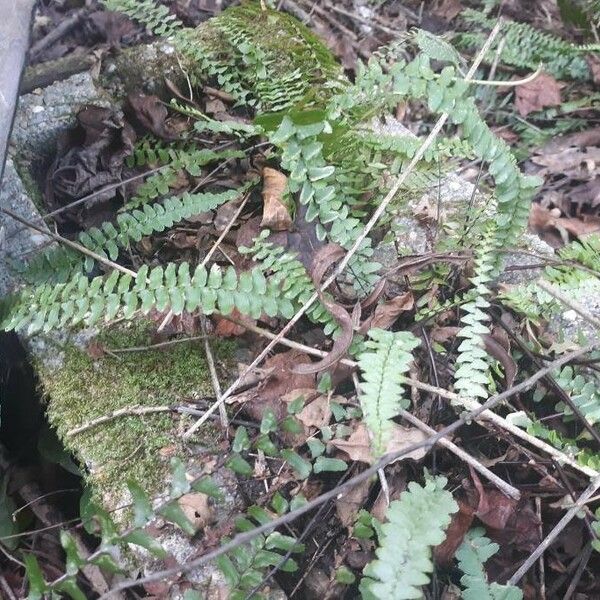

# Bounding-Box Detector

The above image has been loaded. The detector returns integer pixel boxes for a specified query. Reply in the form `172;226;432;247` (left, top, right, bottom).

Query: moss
38;319;235;502
12;154;44;212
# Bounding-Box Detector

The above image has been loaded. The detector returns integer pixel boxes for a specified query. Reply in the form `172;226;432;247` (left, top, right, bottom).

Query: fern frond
5;261;295;335
458;9;599;79
360;476;457;599
22;187;250;285
555;366;600;425
356;329;420;456
454;223;498;400
456;528;523;600
102;0;181;36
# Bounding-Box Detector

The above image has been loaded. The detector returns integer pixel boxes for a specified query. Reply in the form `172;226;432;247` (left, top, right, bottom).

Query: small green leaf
122;530;167;558
226;453;254;476
281;449;312;479
336;566;356;585
170;457;190;498
271;492;288;515
307;438;325;458
260;408;278;434
232;426;251;452
313;457;347;473
23;554;47;599
159;501;196;536
127;479;153;528
192;476;223;500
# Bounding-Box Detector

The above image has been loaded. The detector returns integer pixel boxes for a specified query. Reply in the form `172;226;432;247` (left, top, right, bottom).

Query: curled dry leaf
433;500;475;566
359;291;414;333
470;467;517;530
514;72;563;117
126;93;179;141
330;422;428;464
261;167;292;231
336;477;372;527
529;203;600;245
293;244;355;375
296;394;332;429
178;492;214;531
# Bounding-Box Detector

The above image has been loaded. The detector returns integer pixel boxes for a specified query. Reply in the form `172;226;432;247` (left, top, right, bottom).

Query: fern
217;505;303;599
241;230;340;335
457;9;600;80
4;262;295;335
21;187;251;285
456;528;523;600
356;329;420;456
554;365;600;426
453;223;497;400
360;476;457;600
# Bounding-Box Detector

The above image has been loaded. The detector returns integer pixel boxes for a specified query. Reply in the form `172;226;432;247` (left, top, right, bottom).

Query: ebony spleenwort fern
359;476;457;600
3;262;295;335
454;223;498;400
356;329;420;455
457;9;600;80
456;528;523;600
22;187;251;285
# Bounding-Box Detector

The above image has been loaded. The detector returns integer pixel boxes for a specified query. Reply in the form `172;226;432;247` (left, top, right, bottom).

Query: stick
0;208;137;277
183;19;505;438
508;474;600;585
98;344;593;599
201;317;227;428
29;9;85;58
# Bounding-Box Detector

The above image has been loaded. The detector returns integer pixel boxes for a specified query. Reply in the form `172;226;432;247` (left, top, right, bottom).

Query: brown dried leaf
368;292;414;331
336;478;372;527
515;73;563;117
261;167;292;231
330;422;428;464
213;309;250;337
471;468;517;530
529;202;600;242
127;93;179;141
434;501;474;565
297;394;332;428
432;0;463;20
178;493;214;530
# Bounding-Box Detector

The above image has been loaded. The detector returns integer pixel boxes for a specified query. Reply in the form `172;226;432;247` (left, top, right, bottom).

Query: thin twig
201;317;227;428
183;19;504;438
30;9;85;57
99;345;593;598
508;474;600;585
398;407;520;499
0;208;136;277
107;334;209;353
563;543;592;600
535;496;546;600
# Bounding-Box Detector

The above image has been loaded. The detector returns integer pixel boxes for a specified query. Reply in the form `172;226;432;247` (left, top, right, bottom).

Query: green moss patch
38;320;235;501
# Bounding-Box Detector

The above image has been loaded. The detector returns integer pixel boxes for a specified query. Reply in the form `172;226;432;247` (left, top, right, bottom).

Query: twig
0;574;17;600
201;192;250;268
508;474;600;585
324;2;404;36
107;334;208;353
535;497;546;600
201;317;227;428
538;280;600;330
221;313;599;479
29;9;85;58
99;344;593;598
563;543;592;600
398;407;520;499
0;208;137;277
183;19;504;438
67;406;173;436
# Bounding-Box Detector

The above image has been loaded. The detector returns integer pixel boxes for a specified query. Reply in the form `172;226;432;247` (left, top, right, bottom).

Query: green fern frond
102;0;181;36
5;261;295;335
22;187;250;285
357;329;420;456
360;476;457;600
555;366;600;425
454;224;498;400
456;528;523;600
458;9;599;79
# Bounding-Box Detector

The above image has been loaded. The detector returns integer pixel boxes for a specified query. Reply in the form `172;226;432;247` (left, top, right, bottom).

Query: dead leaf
361;292;414;333
126;93;179;141
471;468;517;530
432;0;463;20
213;309;250;337
529;203;600;244
515;72;563;117
331;422;428;464
336;477;372;527
297;394;332;428
434;500;474;565
261;167;292;231
178;493;214;530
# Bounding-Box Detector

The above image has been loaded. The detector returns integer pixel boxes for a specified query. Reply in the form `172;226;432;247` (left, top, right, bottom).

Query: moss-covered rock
33;319;235;505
